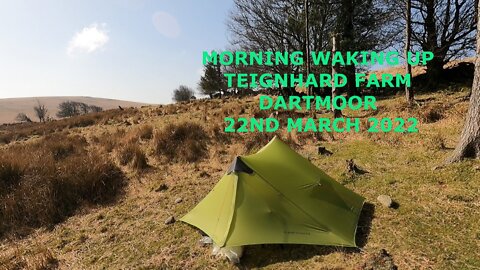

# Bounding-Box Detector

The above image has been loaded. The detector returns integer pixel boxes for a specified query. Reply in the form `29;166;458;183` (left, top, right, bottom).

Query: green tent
180;137;365;248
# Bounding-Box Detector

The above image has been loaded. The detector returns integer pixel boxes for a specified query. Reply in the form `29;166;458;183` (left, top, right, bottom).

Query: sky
0;0;233;104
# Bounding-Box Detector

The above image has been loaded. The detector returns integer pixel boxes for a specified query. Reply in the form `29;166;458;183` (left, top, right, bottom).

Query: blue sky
0;0;233;104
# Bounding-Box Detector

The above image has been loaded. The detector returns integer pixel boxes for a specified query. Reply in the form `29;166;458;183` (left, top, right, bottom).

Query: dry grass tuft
131;148;149;171
209;124;234;144
136;125;154;140
94;130;126;153
426;133;447;150
116;142;149;171
417;104;445;123
0;247;58;270
116;143;138;166
154;122;209;162
0;134;126;238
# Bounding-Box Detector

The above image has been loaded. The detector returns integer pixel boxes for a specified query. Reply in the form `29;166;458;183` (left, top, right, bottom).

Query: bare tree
172;85;195;102
446;1;480;162
228;0;397;96
33;101;48;123
305;0;312;96
15;113;32;123
411;0;476;88
228;0;337;96
405;0;414;103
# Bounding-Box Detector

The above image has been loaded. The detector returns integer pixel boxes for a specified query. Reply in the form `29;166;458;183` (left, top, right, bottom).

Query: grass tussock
210;124;234;144
135;125;154;140
154;122;209;162
0;134;125;238
417;104;445;123
93;129;126;153
116;142;149;171
426;133;447;150
131;149;149;171
0;247;58;270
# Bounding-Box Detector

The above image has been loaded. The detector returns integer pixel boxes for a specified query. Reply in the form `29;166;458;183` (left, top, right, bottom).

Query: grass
116;142;149;171
0;87;479;269
0;134;126;238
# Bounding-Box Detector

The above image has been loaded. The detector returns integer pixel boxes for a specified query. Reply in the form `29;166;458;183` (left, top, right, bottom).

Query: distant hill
0;96;150;124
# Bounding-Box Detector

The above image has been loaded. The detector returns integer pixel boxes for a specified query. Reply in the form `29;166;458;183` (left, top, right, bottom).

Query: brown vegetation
0;247;58;270
116;142;149;171
0;108;140;145
0;88;478;269
135;125;154;140
154;122;209;162
0;134;125;237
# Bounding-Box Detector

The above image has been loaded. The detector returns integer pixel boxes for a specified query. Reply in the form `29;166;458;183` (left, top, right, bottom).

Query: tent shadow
237;202;375;269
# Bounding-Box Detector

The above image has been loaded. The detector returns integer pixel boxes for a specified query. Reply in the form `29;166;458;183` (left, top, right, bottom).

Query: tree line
16;101;103;123
172;0;476;102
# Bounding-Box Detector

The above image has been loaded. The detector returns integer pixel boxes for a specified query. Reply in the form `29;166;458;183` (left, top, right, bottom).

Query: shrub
0;134;125;237
172;85;195;102
0;131;25;145
15;113;32;123
56;101;103;118
210;124;232;144
116;142;149;171
0;158;22;196
40;133;88;160
154;122;209;162
418;104;445;123
116;143;137;166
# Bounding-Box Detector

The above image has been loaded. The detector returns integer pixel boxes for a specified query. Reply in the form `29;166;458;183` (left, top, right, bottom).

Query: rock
199;236;213;246
155;183;168;192
175;197;183;204
199;171;210;178
377;195;393;208
346;159;368;175
164;216;175;225
318;146;333;156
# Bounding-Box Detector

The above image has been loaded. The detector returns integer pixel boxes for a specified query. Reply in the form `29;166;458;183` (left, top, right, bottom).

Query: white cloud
67;23;109;56
152;11;180;38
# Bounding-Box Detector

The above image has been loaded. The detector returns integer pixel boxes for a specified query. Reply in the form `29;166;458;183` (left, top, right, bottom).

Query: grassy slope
1;89;479;270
